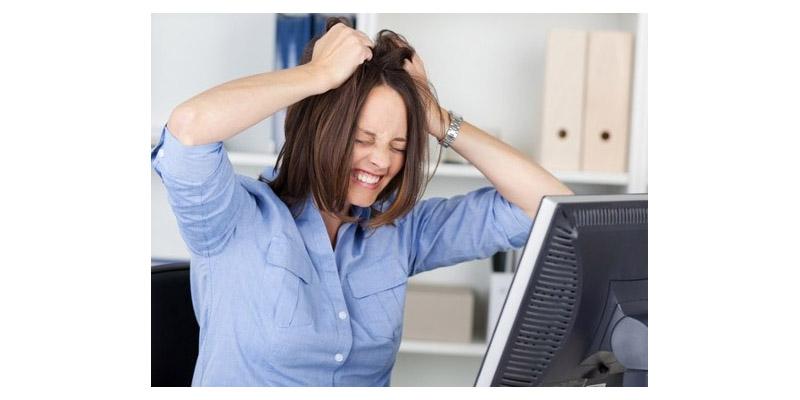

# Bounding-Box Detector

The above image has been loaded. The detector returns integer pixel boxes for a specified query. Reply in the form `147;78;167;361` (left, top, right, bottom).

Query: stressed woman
151;18;572;387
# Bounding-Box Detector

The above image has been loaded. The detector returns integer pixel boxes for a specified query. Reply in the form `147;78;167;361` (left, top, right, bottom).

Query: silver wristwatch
440;110;463;148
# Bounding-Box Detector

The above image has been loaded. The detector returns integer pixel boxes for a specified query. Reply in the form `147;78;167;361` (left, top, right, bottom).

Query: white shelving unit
226;151;278;168
399;339;487;357
227;150;630;186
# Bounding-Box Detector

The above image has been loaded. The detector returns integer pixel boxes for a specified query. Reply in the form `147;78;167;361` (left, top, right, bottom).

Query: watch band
441;110;463;148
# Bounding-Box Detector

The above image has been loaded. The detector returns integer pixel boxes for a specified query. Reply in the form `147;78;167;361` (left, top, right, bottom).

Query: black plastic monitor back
475;194;647;387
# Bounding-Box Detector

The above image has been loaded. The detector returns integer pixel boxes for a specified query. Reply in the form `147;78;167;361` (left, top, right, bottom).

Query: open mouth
351;169;383;190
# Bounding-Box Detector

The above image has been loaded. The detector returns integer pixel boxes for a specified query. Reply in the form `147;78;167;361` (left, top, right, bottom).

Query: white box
487;272;514;342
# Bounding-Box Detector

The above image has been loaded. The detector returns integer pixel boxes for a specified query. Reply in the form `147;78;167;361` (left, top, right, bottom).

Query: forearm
447;117;573;219
167;64;330;146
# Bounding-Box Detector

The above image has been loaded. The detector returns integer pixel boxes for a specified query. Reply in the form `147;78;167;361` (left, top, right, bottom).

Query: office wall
151;14;276;152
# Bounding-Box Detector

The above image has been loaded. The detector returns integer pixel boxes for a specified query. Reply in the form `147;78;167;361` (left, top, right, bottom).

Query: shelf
226;151;629;186
431;162;629;186
227;151;279;168
550;170;630;186
428;162;484;178
398;338;487;357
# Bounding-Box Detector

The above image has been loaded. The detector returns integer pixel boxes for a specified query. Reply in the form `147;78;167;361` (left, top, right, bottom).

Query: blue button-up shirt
151;126;533;386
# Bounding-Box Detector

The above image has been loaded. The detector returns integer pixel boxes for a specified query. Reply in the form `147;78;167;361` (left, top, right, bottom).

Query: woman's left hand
403;44;572;220
403;52;448;141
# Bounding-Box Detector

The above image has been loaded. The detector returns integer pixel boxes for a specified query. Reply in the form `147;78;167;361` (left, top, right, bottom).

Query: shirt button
335;353;344;362
338;311;347;320
157;149;165;158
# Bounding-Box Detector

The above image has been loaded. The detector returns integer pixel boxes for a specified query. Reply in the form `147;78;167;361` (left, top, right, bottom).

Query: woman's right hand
308;23;374;91
166;23;373;146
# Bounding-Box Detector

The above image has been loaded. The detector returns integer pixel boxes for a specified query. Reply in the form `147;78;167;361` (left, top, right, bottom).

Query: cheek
389;154;405;178
351;147;367;164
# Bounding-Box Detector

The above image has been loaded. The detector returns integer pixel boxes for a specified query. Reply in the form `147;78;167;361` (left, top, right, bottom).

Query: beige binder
581;31;634;173
539;29;588;171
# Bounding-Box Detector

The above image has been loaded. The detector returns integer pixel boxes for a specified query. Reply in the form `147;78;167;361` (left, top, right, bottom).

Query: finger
412;53;427;76
411;51;424;67
363;46;373;62
404;58;423;77
403;58;415;73
355;30;374;48
329;22;345;32
387;35;408;50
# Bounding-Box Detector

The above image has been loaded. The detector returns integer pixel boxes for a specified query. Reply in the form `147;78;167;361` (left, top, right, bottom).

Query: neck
320;209;345;251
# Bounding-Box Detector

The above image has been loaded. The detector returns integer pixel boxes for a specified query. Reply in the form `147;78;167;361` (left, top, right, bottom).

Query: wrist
435;106;450;141
301;63;335;95
439;110;463;148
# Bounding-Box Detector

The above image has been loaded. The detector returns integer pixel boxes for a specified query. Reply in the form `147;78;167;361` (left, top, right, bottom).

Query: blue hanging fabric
312;14;357;38
312;14;329;37
271;14;357;157
272;14;312;153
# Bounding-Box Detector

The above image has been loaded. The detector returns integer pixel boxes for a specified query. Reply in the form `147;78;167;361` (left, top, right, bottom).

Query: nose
367;146;392;171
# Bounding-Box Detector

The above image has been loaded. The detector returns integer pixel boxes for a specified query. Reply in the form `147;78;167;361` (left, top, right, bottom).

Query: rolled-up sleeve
151;124;244;257
403;187;534;276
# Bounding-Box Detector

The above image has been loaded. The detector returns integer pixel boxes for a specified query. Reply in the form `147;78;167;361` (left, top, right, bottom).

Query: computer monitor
475;194;648;387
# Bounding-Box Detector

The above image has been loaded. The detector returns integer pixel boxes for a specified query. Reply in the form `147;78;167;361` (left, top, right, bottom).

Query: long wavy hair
266;17;444;229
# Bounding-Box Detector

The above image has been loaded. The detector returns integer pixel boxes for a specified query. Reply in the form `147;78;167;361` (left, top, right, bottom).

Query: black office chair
151;262;199;387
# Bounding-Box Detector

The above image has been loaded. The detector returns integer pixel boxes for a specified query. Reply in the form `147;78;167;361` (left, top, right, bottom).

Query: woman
151;18;572;386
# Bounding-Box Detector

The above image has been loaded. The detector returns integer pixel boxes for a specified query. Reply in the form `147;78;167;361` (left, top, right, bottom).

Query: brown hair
266;17;444;229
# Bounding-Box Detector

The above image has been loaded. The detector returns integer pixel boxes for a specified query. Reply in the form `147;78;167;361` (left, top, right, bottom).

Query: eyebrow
358;128;407;143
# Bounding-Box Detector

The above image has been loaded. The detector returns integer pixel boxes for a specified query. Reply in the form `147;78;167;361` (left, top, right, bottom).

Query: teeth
356;172;380;184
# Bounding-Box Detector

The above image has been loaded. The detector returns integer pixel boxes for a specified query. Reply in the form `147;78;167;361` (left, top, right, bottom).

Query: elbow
557;187;574;196
167;103;202;146
541;183;573;197
553;180;574;196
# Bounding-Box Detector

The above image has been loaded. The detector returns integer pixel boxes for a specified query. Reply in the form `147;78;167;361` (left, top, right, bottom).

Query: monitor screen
475;194;648;387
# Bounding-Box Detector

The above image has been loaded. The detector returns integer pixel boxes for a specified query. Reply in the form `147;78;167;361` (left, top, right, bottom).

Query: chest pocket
347;259;407;340
266;237;314;328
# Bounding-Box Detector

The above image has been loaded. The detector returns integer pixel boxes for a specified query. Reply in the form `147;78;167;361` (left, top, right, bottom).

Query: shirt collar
351;204;372;221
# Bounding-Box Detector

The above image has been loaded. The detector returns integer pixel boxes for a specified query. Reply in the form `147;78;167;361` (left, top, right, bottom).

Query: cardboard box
402;284;474;343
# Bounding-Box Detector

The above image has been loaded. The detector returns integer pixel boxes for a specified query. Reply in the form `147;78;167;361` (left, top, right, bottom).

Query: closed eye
355;137;405;153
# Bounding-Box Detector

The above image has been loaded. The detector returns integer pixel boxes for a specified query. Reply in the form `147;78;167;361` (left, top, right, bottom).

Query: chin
349;197;376;208
348;187;383;208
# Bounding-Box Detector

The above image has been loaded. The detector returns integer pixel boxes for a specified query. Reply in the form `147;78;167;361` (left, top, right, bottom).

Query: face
348;84;408;208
